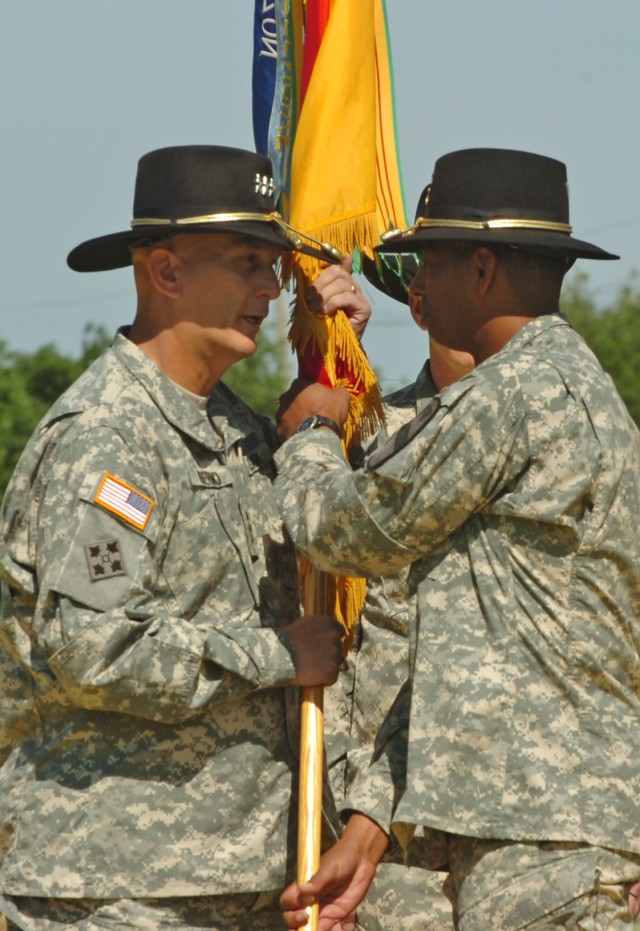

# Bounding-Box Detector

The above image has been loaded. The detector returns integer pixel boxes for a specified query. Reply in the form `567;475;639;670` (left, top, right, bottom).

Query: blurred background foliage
561;270;640;425
0;270;639;500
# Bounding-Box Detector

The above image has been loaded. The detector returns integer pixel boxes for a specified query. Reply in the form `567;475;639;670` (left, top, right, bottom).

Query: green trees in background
0;324;112;497
0;273;639;500
561;270;640;425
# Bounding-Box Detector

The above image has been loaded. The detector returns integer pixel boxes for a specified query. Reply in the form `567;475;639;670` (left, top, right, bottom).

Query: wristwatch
296;414;341;437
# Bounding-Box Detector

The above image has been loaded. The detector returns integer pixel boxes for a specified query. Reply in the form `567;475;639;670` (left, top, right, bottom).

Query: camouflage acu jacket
0;332;301;897
324;364;430;788
276;315;640;855
324;362;449;870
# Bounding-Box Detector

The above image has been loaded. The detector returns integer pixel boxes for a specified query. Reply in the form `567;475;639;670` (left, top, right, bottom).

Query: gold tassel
288;266;386;447
286;216;386;646
299;554;365;654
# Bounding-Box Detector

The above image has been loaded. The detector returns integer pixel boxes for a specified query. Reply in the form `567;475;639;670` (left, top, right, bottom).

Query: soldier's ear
472;247;497;294
147;247;181;298
409;292;429;331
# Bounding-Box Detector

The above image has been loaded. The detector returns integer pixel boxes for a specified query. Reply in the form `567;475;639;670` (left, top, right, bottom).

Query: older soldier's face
409;243;475;351
170;232;282;375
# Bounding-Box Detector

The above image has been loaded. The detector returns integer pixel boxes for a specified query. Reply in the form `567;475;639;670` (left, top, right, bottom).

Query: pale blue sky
2;1;638;390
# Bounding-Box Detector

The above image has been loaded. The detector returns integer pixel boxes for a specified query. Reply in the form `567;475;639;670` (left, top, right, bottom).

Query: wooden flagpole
297;568;329;931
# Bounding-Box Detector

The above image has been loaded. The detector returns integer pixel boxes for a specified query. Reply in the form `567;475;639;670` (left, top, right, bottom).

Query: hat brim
374;226;619;261
68;221;332;272
361;254;418;306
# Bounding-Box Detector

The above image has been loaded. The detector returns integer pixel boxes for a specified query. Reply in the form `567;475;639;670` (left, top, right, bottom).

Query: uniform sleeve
343;682;411;831
275;373;527;577
31;426;297;723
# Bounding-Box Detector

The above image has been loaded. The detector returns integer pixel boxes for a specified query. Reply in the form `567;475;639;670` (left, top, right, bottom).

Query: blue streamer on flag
252;2;279;156
252;0;298;210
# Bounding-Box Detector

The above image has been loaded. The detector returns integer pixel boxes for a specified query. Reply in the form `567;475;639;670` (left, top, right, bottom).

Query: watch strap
296;414;341;437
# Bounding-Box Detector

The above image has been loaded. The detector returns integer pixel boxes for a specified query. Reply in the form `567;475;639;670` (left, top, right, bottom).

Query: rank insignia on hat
94;473;155;531
85;538;126;582
254;173;275;197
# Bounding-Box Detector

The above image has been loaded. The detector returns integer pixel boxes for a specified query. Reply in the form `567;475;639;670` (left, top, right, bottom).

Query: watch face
297;416;319;432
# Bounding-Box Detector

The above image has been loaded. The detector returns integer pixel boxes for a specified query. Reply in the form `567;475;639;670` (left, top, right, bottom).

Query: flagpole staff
297;568;330;931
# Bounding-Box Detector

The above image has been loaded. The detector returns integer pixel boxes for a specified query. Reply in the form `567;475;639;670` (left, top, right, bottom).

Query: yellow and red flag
253;0;408;626
253;0;407;250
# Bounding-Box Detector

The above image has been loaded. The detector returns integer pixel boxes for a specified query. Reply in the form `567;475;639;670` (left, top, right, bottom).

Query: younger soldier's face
171;233;282;376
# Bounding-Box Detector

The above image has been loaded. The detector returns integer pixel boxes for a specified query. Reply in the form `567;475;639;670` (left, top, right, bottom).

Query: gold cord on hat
131;212;344;261
381;216;573;241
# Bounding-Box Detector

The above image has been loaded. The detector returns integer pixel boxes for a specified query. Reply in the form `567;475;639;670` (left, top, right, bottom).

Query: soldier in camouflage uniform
276;149;640;929
0;145;371;931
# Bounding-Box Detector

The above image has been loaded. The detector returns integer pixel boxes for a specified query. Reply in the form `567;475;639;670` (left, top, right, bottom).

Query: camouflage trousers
355;862;453;931
0;890;282;930
445;836;640;930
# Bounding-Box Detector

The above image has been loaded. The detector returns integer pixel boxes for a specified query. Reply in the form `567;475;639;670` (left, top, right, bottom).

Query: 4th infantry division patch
85;539;126;581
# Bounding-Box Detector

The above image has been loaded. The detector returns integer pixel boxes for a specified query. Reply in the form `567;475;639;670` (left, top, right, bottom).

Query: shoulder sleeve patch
366;396;441;472
85;538;127;581
93;473;155;531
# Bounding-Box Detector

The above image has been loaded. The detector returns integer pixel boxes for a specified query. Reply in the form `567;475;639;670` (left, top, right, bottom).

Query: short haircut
449;241;570;293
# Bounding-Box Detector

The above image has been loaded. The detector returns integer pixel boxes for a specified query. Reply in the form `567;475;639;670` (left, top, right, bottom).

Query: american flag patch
94;473;155;531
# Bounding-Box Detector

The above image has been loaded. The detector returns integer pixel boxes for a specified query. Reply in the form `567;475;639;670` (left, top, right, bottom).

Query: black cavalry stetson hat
68;145;341;272
375;148;619;262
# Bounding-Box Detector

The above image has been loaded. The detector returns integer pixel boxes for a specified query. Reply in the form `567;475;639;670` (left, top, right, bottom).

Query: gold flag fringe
285;216;387;646
299;553;364;655
288;276;385;447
